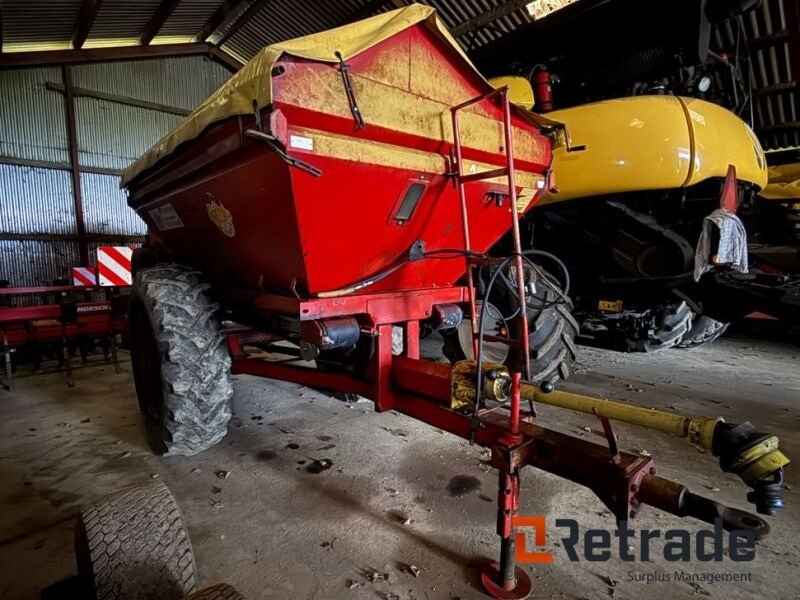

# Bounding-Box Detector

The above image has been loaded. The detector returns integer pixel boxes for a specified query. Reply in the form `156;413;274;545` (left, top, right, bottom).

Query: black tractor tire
183;584;246;600
129;265;233;456
677;315;730;349
75;481;197;600
626;301;694;352
442;270;578;384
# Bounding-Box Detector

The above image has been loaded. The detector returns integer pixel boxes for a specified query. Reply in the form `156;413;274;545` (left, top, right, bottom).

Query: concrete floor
0;329;798;600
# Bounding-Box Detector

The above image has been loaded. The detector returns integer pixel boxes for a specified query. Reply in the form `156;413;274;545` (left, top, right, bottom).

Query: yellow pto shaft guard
519;383;720;448
517;381;789;515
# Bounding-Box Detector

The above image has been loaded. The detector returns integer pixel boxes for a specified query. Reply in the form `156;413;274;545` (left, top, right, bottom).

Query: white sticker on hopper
289;135;314;151
149;203;184;231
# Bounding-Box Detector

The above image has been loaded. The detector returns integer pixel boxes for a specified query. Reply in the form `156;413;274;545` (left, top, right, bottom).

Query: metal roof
219;0;371;62
1;0;798;152
0;0;542;59
2;0;84;51
713;0;800;150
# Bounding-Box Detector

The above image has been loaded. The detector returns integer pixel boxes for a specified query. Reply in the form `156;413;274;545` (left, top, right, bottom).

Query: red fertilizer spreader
121;6;788;598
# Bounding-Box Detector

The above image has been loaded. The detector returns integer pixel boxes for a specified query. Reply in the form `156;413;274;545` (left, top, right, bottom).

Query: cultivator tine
2;333;12;392
110;333;120;375
62;329;74;388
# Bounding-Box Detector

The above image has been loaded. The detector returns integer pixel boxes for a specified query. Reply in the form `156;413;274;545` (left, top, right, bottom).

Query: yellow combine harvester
445;76;787;366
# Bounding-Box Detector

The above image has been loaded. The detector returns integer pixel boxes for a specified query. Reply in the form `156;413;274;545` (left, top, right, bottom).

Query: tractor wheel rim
457;301;511;364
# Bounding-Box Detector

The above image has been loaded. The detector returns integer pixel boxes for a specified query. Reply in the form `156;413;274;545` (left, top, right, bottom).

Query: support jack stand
481;468;532;600
481;563;532;600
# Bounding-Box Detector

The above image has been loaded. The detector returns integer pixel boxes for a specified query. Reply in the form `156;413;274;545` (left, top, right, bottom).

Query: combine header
121;6;788;598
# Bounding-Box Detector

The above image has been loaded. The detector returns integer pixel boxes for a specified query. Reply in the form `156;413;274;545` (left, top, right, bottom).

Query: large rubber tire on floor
183;584;246;600
626;300;694;352
129;265;233;456
677;315;730;349
75;481;197;600
441;271;579;383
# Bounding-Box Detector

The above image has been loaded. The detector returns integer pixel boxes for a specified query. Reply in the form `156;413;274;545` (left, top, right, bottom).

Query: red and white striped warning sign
97;246;133;287
72;266;97;286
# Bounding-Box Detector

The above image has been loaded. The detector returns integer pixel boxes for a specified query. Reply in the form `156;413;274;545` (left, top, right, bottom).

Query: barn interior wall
0;55;230;296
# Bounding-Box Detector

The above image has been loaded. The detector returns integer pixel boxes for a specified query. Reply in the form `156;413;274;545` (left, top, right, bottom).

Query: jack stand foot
480;563;531;600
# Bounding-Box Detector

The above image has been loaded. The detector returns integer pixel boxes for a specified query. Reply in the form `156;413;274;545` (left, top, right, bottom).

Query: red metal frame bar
0;302;112;324
253;286;468;322
233;342;686;532
231;358;373;397
1;317;126;346
0;285;100;296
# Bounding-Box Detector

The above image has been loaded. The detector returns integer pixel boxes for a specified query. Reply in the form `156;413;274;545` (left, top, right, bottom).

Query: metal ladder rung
450;85;531;381
459;167;508;184
481;333;525;349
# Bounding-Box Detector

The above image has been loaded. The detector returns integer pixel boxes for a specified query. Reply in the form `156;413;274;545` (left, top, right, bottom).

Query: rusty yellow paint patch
122;5;505;187
277;65;546;165
288;126;544;191
515;187;536;213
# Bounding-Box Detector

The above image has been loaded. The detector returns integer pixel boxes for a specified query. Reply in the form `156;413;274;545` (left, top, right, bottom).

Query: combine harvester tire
677;315;730;349
626;300;693;352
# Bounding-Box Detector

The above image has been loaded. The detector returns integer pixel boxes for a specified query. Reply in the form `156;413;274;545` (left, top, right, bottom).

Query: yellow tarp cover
760;162;800;201
121;4;484;188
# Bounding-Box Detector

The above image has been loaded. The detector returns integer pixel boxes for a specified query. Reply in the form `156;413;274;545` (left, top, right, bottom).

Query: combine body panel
761;162;800;201
539;95;767;205
124;7;550;298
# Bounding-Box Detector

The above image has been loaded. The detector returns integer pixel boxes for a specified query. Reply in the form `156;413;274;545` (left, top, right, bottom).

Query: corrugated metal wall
74;99;183;170
0;240;81;304
0;55;230;296
81;172;145;236
0;67;69;163
72;57;230;169
0;165;76;234
0;240;80;284
73;56;230;108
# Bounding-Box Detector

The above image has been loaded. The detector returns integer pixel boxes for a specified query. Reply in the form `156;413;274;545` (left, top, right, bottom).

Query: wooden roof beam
72;0;103;49
194;0;249;42
140;0;182;45
214;0;270;48
0;42;240;70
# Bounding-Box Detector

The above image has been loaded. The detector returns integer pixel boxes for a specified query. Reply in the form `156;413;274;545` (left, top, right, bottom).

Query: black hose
423;248;488;259
473;255;517;429
522;249;571;296
316;248;488;298
521;255;571;308
497;254;570;311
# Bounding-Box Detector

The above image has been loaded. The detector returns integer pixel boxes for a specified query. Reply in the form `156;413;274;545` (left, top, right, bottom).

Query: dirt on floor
0;328;798;600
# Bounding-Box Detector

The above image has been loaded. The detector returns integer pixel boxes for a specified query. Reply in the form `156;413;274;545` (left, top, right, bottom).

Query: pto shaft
519;383;719;448
516;380;789;515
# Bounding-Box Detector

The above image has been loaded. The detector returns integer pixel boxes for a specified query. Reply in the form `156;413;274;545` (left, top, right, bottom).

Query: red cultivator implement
121;6;788;598
0;286;126;389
